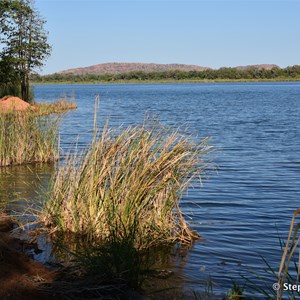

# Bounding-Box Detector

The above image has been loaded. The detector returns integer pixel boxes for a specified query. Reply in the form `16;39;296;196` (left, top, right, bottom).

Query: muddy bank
0;213;143;299
0;212;194;299
0;213;60;300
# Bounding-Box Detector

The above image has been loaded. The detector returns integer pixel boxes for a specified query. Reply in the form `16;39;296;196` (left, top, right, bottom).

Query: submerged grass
0;110;59;167
41;119;213;251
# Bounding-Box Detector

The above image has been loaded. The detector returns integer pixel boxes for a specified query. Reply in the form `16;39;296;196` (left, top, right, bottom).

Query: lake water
1;82;300;297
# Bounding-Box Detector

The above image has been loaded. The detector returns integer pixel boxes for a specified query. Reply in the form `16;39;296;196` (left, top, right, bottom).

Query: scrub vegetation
32;65;300;84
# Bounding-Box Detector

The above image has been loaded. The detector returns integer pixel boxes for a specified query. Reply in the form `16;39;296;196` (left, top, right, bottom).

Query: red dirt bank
0;213;58;300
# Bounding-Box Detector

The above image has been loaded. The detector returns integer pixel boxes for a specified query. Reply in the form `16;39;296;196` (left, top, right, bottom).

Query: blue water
3;82;300;296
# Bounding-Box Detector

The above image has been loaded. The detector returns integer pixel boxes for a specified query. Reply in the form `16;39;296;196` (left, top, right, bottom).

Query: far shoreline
31;78;300;85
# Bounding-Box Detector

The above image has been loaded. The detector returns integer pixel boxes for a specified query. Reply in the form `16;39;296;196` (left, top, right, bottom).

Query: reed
41;120;213;251
277;208;300;299
0;111;59;167
242;209;300;299
34;94;77;115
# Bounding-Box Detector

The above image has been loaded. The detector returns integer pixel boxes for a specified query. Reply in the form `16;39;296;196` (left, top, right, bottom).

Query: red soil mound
0;96;32;112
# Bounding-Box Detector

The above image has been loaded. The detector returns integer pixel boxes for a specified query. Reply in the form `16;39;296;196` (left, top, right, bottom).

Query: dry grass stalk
277;208;300;299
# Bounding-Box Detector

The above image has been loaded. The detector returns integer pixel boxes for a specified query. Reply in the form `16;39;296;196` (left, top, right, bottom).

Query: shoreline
31;78;300;85
0;212;59;299
0;212;136;299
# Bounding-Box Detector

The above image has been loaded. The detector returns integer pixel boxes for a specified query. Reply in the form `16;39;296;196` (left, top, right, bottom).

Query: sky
34;0;300;75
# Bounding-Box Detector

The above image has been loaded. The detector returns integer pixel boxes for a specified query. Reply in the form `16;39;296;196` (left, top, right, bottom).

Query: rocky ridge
58;62;279;75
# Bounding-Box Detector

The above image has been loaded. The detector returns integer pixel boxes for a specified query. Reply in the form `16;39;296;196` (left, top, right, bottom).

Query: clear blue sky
35;0;300;74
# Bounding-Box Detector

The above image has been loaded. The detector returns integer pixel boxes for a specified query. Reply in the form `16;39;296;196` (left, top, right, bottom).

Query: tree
0;0;51;102
0;1;18;96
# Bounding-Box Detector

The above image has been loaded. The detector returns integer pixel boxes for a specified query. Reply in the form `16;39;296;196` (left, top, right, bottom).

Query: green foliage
73;229;145;288
0;0;51;102
0;83;20;99
0;83;34;101
227;282;244;300
0;55;20;98
31;65;300;84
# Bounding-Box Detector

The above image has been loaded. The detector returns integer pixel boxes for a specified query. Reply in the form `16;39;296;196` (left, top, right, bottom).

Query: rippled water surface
1;82;300;296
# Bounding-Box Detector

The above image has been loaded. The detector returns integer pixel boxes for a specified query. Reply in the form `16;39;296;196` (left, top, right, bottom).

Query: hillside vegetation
32;64;300;83
58;62;210;75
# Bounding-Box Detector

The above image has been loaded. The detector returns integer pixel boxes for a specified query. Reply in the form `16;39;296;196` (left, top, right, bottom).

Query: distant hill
58;62;211;75
58;63;281;75
235;64;279;70
34;63;300;83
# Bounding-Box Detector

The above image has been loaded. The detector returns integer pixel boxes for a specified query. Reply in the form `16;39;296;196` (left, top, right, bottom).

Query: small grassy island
0;96;76;167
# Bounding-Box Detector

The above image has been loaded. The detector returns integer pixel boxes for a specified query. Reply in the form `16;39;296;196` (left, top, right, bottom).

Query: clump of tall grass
42;120;213;251
0;111;59;166
34;94;77;115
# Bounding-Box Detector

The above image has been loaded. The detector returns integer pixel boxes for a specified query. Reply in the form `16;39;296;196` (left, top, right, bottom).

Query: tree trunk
21;73;29;102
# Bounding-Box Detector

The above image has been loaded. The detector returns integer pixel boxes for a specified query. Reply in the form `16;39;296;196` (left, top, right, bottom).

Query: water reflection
1;82;299;296
0;163;55;217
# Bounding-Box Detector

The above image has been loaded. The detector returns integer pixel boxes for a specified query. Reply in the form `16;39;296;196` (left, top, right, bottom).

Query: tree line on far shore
32;65;300;83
